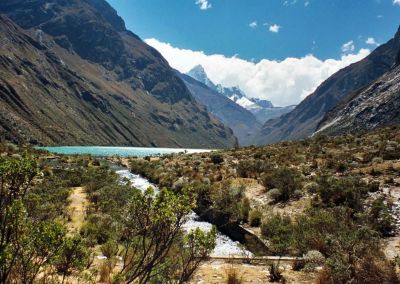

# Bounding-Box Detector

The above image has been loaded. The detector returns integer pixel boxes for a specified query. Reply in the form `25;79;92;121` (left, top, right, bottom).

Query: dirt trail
67;187;88;233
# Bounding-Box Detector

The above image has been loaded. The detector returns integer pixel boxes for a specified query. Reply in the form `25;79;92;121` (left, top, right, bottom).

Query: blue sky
107;0;400;106
108;0;399;61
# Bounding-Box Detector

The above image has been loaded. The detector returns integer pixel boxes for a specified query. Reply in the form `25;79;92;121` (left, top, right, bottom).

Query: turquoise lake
38;146;213;157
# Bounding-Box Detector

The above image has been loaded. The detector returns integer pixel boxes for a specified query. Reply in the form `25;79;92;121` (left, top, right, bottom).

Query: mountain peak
187;65;216;90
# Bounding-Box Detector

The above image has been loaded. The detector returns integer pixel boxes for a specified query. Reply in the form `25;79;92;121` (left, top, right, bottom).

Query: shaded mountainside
0;0;237;148
316;63;400;136
254;26;400;145
178;72;260;145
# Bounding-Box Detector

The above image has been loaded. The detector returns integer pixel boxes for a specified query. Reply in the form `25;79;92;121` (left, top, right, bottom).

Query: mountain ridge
0;1;237;148
253;25;400;145
315;54;400;136
178;71;260;145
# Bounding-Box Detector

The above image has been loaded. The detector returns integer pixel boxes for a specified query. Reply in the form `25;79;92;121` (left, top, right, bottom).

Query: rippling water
116;169;251;257
38;146;212;157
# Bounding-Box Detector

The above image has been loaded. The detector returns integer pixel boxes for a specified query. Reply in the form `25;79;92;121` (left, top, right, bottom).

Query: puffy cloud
249;21;258;28
394;0;400;5
269;24;281;33
341;40;355;53
145;38;370;107
195;0;211;10
366;37;379;46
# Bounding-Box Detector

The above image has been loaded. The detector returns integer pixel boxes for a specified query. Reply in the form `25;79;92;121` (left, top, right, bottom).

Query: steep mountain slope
315;64;400;136
0;1;236;148
178;73;260;145
254;26;400;145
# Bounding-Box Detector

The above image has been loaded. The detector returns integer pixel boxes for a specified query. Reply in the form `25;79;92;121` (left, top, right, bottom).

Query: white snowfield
116;169;251;257
231;96;262;111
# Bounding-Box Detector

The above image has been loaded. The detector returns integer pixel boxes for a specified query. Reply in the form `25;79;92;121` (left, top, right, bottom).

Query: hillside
254;26;400;145
0;0;236;148
178;72;261;145
316;63;400;136
128;127;400;283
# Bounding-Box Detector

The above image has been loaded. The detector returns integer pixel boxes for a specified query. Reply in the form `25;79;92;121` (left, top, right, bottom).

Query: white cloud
341;40;355;53
284;0;297;6
269;24;281;33
394;0;400;5
249;21;257;28
366;37;379;46
145;38;370;107
195;0;211;10
304;1;310;7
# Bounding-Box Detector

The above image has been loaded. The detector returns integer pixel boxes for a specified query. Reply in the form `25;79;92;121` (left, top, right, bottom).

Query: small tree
55;234;90;284
119;187;207;283
0;154;38;283
175;227;217;283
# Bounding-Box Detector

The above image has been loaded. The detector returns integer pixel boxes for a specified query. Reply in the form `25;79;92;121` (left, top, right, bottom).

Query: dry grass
225;265;244;284
189;261;316;284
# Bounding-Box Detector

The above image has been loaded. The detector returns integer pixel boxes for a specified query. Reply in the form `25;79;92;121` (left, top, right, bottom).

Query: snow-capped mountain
187;65;217;91
216;85;262;111
187;65;295;123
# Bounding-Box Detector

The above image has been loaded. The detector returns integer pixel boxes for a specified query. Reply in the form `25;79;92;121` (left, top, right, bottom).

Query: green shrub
367;198;395;237
262;167;302;202
303;182;319;194
101;240;119;259
303;250;325;272
240;197;250;222
210;153;224;165
261;214;293;255
268;188;282;203
248;209;262;227
316;175;368;210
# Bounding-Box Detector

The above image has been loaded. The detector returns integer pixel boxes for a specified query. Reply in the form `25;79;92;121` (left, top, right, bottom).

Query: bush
292;190;303;200
248;209;262;227
210;183;245;220
240;197;250;222
368;198;395;237
316;175;368;210
303;182;319;194
262;167;302;202
261;214;293;255
101;240;119;259
269;188;282;203
303;250;325;272
210;153;224;165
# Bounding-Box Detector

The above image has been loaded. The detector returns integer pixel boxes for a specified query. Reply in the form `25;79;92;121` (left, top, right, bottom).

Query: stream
116;169;252;257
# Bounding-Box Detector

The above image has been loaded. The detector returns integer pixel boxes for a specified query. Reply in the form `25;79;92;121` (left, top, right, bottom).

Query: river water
116;169;251;257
